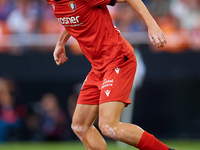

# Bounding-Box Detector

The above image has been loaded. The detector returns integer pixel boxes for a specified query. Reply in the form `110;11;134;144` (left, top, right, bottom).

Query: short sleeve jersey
47;0;134;74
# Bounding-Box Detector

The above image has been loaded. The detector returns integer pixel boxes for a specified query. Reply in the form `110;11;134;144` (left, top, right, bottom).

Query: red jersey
47;0;134;74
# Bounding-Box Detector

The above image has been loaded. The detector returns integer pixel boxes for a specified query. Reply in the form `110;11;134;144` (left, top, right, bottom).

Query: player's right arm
53;28;71;66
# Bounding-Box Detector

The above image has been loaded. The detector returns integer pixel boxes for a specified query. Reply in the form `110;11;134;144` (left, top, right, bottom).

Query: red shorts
77;56;137;106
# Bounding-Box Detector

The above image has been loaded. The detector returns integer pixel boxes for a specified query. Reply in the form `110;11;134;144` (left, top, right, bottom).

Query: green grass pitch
0;140;199;150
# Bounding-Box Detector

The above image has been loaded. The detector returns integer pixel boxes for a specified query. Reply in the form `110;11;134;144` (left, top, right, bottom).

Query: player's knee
71;123;88;135
99;123;120;140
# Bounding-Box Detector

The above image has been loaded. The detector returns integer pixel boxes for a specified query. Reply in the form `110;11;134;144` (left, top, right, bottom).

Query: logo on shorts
115;67;120;74
69;1;76;12
102;79;113;89
105;90;111;97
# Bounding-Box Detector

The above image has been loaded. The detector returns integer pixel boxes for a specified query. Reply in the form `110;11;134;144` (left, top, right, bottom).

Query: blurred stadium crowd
0;0;200;53
0;77;80;141
0;0;200;142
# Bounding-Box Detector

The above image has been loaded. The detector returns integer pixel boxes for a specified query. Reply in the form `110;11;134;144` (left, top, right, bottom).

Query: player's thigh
98;101;125;128
77;71;100;105
72;104;99;127
99;61;136;107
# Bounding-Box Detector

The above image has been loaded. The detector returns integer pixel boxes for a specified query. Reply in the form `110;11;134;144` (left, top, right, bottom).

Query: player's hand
53;45;68;66
148;24;167;48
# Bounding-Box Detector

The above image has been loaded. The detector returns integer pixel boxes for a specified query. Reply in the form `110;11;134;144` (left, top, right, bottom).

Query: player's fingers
65;57;68;62
152;34;161;48
160;39;166;47
54;55;61;65
53;52;59;61
56;59;62;66
158;33;167;48
61;54;68;64
149;35;156;46
61;58;67;64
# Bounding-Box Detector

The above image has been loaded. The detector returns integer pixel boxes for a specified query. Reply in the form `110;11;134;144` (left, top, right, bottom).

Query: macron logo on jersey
115;67;120;74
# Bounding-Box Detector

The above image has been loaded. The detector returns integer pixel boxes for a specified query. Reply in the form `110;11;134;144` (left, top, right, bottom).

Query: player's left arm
116;0;166;48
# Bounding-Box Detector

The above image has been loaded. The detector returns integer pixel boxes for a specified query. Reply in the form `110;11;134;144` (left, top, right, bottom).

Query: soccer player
46;0;175;149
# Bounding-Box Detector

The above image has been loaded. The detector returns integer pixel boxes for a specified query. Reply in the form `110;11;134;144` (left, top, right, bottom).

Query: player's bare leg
99;101;172;150
71;104;107;150
99;101;143;146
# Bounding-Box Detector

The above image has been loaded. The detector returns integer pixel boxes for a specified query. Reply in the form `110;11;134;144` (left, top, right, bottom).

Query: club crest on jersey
69;1;76;12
